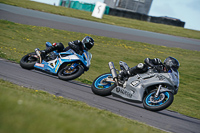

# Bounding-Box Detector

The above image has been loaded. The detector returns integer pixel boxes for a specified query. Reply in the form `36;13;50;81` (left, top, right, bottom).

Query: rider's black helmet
82;36;94;50
163;56;180;71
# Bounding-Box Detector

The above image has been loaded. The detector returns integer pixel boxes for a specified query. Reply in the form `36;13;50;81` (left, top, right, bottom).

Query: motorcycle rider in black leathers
118;57;179;80
36;36;94;61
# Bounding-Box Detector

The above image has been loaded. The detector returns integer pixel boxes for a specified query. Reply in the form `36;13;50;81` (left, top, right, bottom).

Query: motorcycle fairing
34;49;92;74
60;49;92;71
46;41;92;70
34;57;61;74
167;69;179;94
111;75;144;102
78;50;92;70
111;71;179;102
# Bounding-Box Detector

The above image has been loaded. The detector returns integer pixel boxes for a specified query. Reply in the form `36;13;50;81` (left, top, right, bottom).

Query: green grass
0;79;166;133
0;20;200;119
0;0;200;39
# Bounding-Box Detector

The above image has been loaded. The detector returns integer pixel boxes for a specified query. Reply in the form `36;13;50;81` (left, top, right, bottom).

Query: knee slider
137;63;144;69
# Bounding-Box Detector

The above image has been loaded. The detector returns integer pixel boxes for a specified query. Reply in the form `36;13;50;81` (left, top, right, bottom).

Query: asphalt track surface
1;59;200;133
0;3;200;133
0;3;200;51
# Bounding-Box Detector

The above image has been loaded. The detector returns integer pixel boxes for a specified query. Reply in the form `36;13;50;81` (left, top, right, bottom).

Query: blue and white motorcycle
20;42;92;80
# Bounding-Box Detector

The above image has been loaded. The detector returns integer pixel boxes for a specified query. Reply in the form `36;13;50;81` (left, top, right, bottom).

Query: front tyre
143;90;174;111
91;73;116;96
20;52;38;70
58;64;84;81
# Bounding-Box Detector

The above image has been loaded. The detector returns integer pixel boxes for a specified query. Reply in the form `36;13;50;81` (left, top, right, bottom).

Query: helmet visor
82;36;94;50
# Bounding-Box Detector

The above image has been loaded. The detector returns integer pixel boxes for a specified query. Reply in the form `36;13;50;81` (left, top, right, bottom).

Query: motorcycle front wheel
20;52;38;70
58;64;84;81
91;73;116;96
143;90;174;111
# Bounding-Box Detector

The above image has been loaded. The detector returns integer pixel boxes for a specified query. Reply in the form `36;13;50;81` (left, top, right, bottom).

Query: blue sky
31;0;200;31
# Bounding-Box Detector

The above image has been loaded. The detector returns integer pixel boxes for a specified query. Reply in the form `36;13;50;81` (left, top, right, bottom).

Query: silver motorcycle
91;61;179;111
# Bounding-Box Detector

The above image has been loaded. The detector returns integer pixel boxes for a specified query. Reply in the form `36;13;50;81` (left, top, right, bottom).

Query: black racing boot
44;46;57;53
41;46;57;58
40;50;46;60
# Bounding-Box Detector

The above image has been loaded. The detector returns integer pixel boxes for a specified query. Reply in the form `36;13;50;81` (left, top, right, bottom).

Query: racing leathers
40;40;85;59
118;58;165;80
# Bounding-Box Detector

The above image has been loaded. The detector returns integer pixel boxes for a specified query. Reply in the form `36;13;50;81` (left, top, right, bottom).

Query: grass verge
0;0;200;39
0;20;200;119
0;79;166;133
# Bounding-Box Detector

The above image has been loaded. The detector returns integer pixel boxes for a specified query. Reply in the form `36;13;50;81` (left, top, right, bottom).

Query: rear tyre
91;73;116;96
20;52;38;70
143;90;174;111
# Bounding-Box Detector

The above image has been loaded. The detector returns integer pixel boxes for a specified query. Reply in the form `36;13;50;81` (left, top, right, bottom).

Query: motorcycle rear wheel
143;90;174;111
20;52;38;70
58;64;84;81
91;73;116;96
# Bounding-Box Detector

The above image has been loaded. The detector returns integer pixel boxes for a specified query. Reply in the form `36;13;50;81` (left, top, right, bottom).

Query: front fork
155;85;162;98
68;63;79;70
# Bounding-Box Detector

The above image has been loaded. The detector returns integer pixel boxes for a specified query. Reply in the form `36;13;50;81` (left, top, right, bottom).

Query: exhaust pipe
108;62;118;85
35;48;42;63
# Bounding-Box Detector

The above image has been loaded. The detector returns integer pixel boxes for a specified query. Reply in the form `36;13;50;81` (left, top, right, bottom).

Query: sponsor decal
35;63;44;67
84;53;88;59
116;87;133;98
59;58;62;64
156;74;165;80
55;64;60;72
